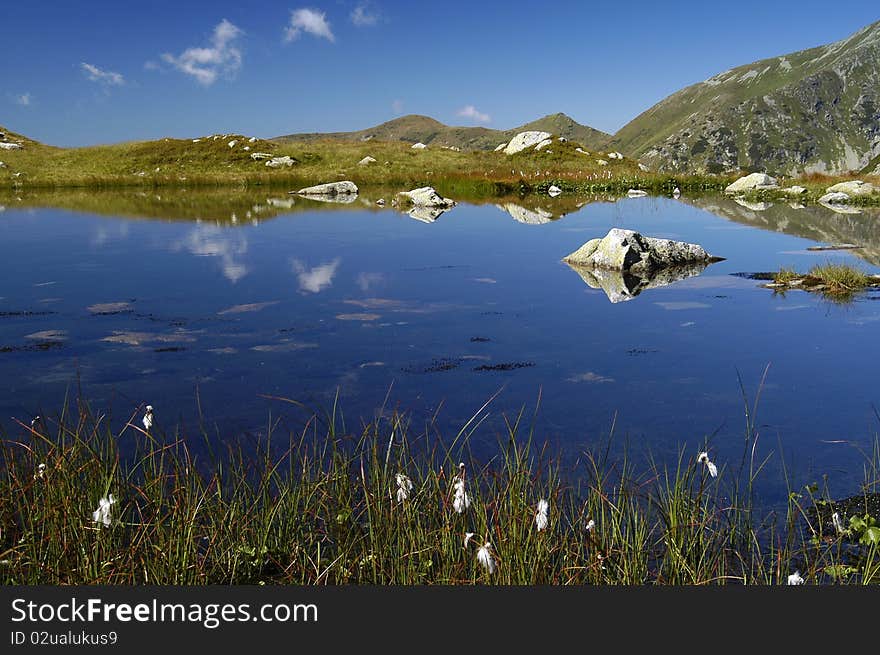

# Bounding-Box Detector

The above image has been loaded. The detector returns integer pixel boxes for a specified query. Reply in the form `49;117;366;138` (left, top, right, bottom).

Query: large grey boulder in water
296;181;359;196
563;228;721;275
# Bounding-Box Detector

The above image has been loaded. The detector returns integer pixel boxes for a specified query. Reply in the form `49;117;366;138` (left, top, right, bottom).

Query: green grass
2;390;878;585
773;267;801;285
808;263;874;293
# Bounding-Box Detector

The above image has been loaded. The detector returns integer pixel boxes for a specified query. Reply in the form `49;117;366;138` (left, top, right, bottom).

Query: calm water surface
2;191;879;504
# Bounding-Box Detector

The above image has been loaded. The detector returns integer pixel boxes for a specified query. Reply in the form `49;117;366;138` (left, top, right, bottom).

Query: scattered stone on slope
265;156;296;168
724;173;779;194
503;131;552;155
358;156;377;166
818;191;850;205
411;142;427;149
826;180;876;196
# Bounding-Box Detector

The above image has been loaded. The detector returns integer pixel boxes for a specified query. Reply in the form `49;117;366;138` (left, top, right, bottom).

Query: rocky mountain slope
612;20;880;175
273;113;610;151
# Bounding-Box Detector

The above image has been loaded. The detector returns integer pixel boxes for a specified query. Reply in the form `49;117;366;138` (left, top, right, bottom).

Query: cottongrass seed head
395;473;413;503
92;494;117;527
697;451;718;478
535;499;549;531
143;405;154;431
787;571;805;585
464;532;476;548
477;542;496;575
451;463;470;513
33;463;47;480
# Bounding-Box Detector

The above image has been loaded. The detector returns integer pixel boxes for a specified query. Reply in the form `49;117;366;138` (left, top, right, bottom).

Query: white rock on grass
265;156;296;168
597;159;608;166
607;151;624;159
534;139;553;151
638;163;650;172
397;186;456;207
296;181;359;196
782;186;808;195
228;140;238;148
248;137;257;143
494;142;508;152
826;180;875;196
358;156;377;166
548;185;562;197
411;142;427;149
250;152;274;160
627;189;648;198
818;191;850;205
503;131;552;155
0;142;23;150
724;173;778;194
192;138;201;143
576;147;589;155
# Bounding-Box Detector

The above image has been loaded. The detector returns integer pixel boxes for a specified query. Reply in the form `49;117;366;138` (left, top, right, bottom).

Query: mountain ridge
272;112;611;151
611;19;880;175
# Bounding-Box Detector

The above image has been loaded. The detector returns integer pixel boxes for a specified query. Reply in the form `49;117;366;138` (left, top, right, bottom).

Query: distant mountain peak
612;19;880;175
274;113;610;151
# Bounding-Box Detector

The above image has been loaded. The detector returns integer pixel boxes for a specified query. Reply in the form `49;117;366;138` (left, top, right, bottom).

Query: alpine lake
2;187;879;508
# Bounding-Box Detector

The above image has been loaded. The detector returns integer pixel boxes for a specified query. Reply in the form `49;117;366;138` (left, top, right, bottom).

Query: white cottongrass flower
33;463;46;480
535;499;549;531
477;542;496;574
92;494;117;527
451;463;470;514
142;405;154;431
832;511;846;535
787;571;805;585
395;473;413;503
697;451;718;478
464;532;476;548
585;518;596;532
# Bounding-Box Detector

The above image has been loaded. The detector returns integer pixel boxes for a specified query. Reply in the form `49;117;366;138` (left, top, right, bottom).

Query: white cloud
391;99;404;113
351;2;378;26
161;19;243;86
15;93;32;106
457;105;491;123
81;62;125;86
284;8;335;42
143;60;160;71
291;258;340;293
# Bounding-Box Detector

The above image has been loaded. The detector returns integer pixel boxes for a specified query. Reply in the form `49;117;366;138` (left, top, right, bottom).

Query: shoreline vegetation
2;127;879;207
1;393;878;585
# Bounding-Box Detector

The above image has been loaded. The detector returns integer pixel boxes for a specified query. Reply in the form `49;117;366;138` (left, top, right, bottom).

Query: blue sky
4;1;878;146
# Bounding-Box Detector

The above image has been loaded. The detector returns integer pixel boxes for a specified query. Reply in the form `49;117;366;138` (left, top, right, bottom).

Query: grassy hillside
611;20;880;175
0;125;645;192
274;112;611;152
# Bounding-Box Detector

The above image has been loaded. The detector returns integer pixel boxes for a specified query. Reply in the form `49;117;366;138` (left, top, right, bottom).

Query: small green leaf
825;564;857;579
859;526;880;546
